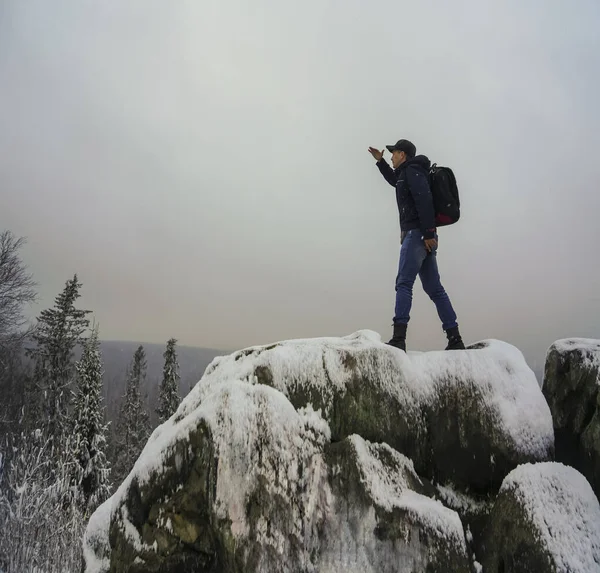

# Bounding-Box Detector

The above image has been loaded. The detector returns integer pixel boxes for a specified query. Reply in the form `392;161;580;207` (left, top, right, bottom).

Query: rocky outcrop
482;462;600;572
86;382;469;573
543;338;600;497
83;330;556;573
189;332;554;492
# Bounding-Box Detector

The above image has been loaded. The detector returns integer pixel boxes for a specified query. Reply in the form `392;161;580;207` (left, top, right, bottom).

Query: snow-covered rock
84;382;468;573
321;435;470;572
89;381;332;573
543;338;600;497
83;330;555;573
187;331;553;490
482;462;600;572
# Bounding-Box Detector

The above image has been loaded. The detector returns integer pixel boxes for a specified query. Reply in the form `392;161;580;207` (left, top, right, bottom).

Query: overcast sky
1;0;599;368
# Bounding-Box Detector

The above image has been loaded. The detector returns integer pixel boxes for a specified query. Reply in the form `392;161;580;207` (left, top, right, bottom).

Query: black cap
386;139;416;158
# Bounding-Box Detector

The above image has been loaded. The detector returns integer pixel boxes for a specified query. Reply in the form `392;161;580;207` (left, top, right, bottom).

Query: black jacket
377;155;436;240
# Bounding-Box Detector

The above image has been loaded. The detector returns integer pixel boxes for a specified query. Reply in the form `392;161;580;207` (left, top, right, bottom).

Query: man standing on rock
368;139;465;351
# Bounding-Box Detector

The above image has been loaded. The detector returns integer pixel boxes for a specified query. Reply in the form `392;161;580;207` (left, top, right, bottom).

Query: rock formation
543;338;600;498
83;331;600;573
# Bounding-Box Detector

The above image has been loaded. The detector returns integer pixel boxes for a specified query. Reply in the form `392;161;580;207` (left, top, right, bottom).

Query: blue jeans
394;229;458;330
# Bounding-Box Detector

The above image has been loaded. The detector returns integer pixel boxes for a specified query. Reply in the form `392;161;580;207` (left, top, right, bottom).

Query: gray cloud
1;0;599;369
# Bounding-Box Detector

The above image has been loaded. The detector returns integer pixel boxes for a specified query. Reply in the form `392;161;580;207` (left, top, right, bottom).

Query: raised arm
376;158;399;187
368;147;398;186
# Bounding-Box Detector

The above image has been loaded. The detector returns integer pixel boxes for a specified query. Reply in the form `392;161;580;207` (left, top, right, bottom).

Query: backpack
428;164;460;226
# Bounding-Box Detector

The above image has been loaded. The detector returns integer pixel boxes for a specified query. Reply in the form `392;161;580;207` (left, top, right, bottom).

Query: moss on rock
543;340;600;497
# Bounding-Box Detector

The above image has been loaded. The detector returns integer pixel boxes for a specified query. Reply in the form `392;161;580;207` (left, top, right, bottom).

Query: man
368;139;465;351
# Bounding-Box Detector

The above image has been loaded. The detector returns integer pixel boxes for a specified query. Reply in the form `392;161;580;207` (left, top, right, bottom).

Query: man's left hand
424;238;438;252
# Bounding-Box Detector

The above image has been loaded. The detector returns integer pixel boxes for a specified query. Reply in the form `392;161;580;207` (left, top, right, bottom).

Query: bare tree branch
0;230;37;349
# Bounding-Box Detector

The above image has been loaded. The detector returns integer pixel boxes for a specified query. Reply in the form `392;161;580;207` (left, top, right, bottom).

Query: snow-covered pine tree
156;338;181;424
0;243;88;571
26;274;91;446
112;345;150;485
70;324;110;510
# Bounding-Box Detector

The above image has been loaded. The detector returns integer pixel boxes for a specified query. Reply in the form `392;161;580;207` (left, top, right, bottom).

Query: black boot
387;323;407;351
445;326;465;350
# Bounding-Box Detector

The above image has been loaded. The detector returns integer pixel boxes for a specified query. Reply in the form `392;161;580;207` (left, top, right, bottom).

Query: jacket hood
403;154;430;170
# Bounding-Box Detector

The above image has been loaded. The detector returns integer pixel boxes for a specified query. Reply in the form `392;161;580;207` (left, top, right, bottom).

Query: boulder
83;330;555;572
87;381;335;573
83;382;469;573
482;462;600;572
185;330;553;491
543;338;600;497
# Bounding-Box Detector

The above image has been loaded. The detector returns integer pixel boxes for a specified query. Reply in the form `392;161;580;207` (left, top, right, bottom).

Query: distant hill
97;340;227;427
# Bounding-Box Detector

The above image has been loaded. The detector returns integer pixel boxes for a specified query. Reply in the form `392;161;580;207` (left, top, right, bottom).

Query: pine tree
0;267;93;571
113;345;150;485
156;338;181;424
70;324;110;510
26;274;91;447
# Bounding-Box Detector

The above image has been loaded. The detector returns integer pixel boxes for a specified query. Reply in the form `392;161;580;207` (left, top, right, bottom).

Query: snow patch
465;526;473;543
436;484;489;515
350;435;466;551
119;505;157;553
551;338;600;371
82;498;112;573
